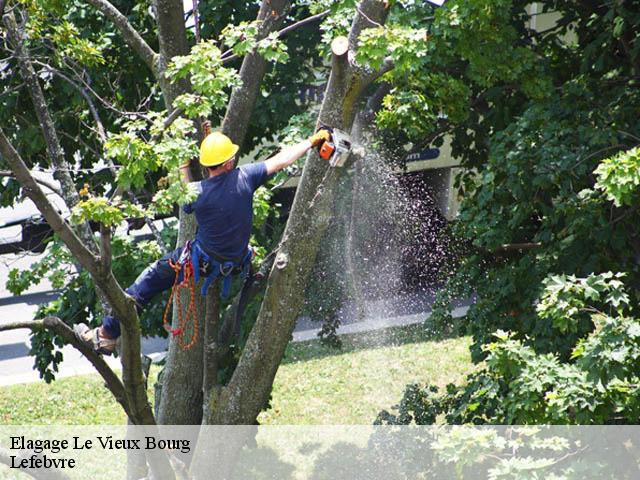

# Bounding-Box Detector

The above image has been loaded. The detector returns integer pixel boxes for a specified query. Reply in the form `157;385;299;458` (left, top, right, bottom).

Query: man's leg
75;246;184;354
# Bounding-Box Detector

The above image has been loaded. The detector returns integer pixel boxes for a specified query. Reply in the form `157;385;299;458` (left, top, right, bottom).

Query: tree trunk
157;211;207;425
159;0;294;425
193;0;390;430
152;0;211;426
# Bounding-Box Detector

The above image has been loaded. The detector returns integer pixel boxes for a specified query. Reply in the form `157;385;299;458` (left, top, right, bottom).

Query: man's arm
264;129;332;176
264;140;312;176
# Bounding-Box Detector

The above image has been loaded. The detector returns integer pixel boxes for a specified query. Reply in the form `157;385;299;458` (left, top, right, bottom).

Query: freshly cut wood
331;35;349;56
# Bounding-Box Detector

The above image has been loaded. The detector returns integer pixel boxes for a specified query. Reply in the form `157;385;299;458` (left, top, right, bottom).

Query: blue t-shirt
183;162;269;259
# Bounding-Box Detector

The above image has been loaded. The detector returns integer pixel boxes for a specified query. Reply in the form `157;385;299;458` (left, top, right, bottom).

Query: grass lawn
0;324;474;425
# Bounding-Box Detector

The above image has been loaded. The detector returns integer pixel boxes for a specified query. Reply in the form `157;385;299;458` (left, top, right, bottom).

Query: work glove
308;129;331;147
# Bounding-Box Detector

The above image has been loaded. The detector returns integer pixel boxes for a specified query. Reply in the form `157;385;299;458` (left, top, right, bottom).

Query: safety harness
191;240;253;299
162;240;253;349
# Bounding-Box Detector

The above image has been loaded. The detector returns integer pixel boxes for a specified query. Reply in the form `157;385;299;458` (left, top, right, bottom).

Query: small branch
361;55;394;85
0;170;62;196
276;9;330;38
0;316;132;418
83;0;158;74
150;107;183;142
0;319;45;331
35;62;107;141
219;9;330;65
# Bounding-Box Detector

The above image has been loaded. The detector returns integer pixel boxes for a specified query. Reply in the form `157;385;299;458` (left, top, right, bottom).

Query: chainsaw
317;128;353;167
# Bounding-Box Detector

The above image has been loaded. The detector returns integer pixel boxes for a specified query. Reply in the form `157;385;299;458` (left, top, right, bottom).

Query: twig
55;58;143;117
219;9;330;65
33;62;107;141
0;170;61;196
493;242;541;253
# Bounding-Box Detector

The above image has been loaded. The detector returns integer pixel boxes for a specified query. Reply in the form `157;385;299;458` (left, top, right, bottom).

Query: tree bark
157;211;206;425
154;0;190;105
194;0;390;428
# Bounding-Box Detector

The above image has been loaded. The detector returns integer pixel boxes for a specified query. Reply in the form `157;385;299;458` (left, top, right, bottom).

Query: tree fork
192;0;392;429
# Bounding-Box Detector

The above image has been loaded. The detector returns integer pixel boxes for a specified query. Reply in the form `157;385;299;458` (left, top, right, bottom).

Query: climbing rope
162;258;199;350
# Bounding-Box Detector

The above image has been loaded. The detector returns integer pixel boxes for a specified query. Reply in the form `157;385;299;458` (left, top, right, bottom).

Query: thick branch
0;319;45;331
100;223;112;272
348;0;390;49
83;0;158;74
221;0;292;150
154;0;191;105
0;129;157;427
0;128;100;273
202;284;221;419
4;15;80;208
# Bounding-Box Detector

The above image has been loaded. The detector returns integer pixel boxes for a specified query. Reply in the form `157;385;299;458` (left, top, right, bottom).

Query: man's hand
308;129;331;147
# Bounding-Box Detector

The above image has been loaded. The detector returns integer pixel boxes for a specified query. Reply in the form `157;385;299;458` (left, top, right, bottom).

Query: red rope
162;259;199;349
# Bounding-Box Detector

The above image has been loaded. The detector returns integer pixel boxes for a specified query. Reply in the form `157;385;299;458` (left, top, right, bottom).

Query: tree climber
74;128;331;355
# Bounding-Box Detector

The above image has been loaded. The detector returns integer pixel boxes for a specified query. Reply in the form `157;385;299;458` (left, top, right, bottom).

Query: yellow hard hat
199;132;239;167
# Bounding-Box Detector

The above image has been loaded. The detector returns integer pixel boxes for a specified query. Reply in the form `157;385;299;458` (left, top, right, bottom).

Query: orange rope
162;259;199;349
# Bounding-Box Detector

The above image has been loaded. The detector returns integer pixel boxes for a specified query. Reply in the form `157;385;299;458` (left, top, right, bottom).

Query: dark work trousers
102;246;184;338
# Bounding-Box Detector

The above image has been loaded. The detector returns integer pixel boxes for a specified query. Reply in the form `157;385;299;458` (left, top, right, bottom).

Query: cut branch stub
331;36;349;57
